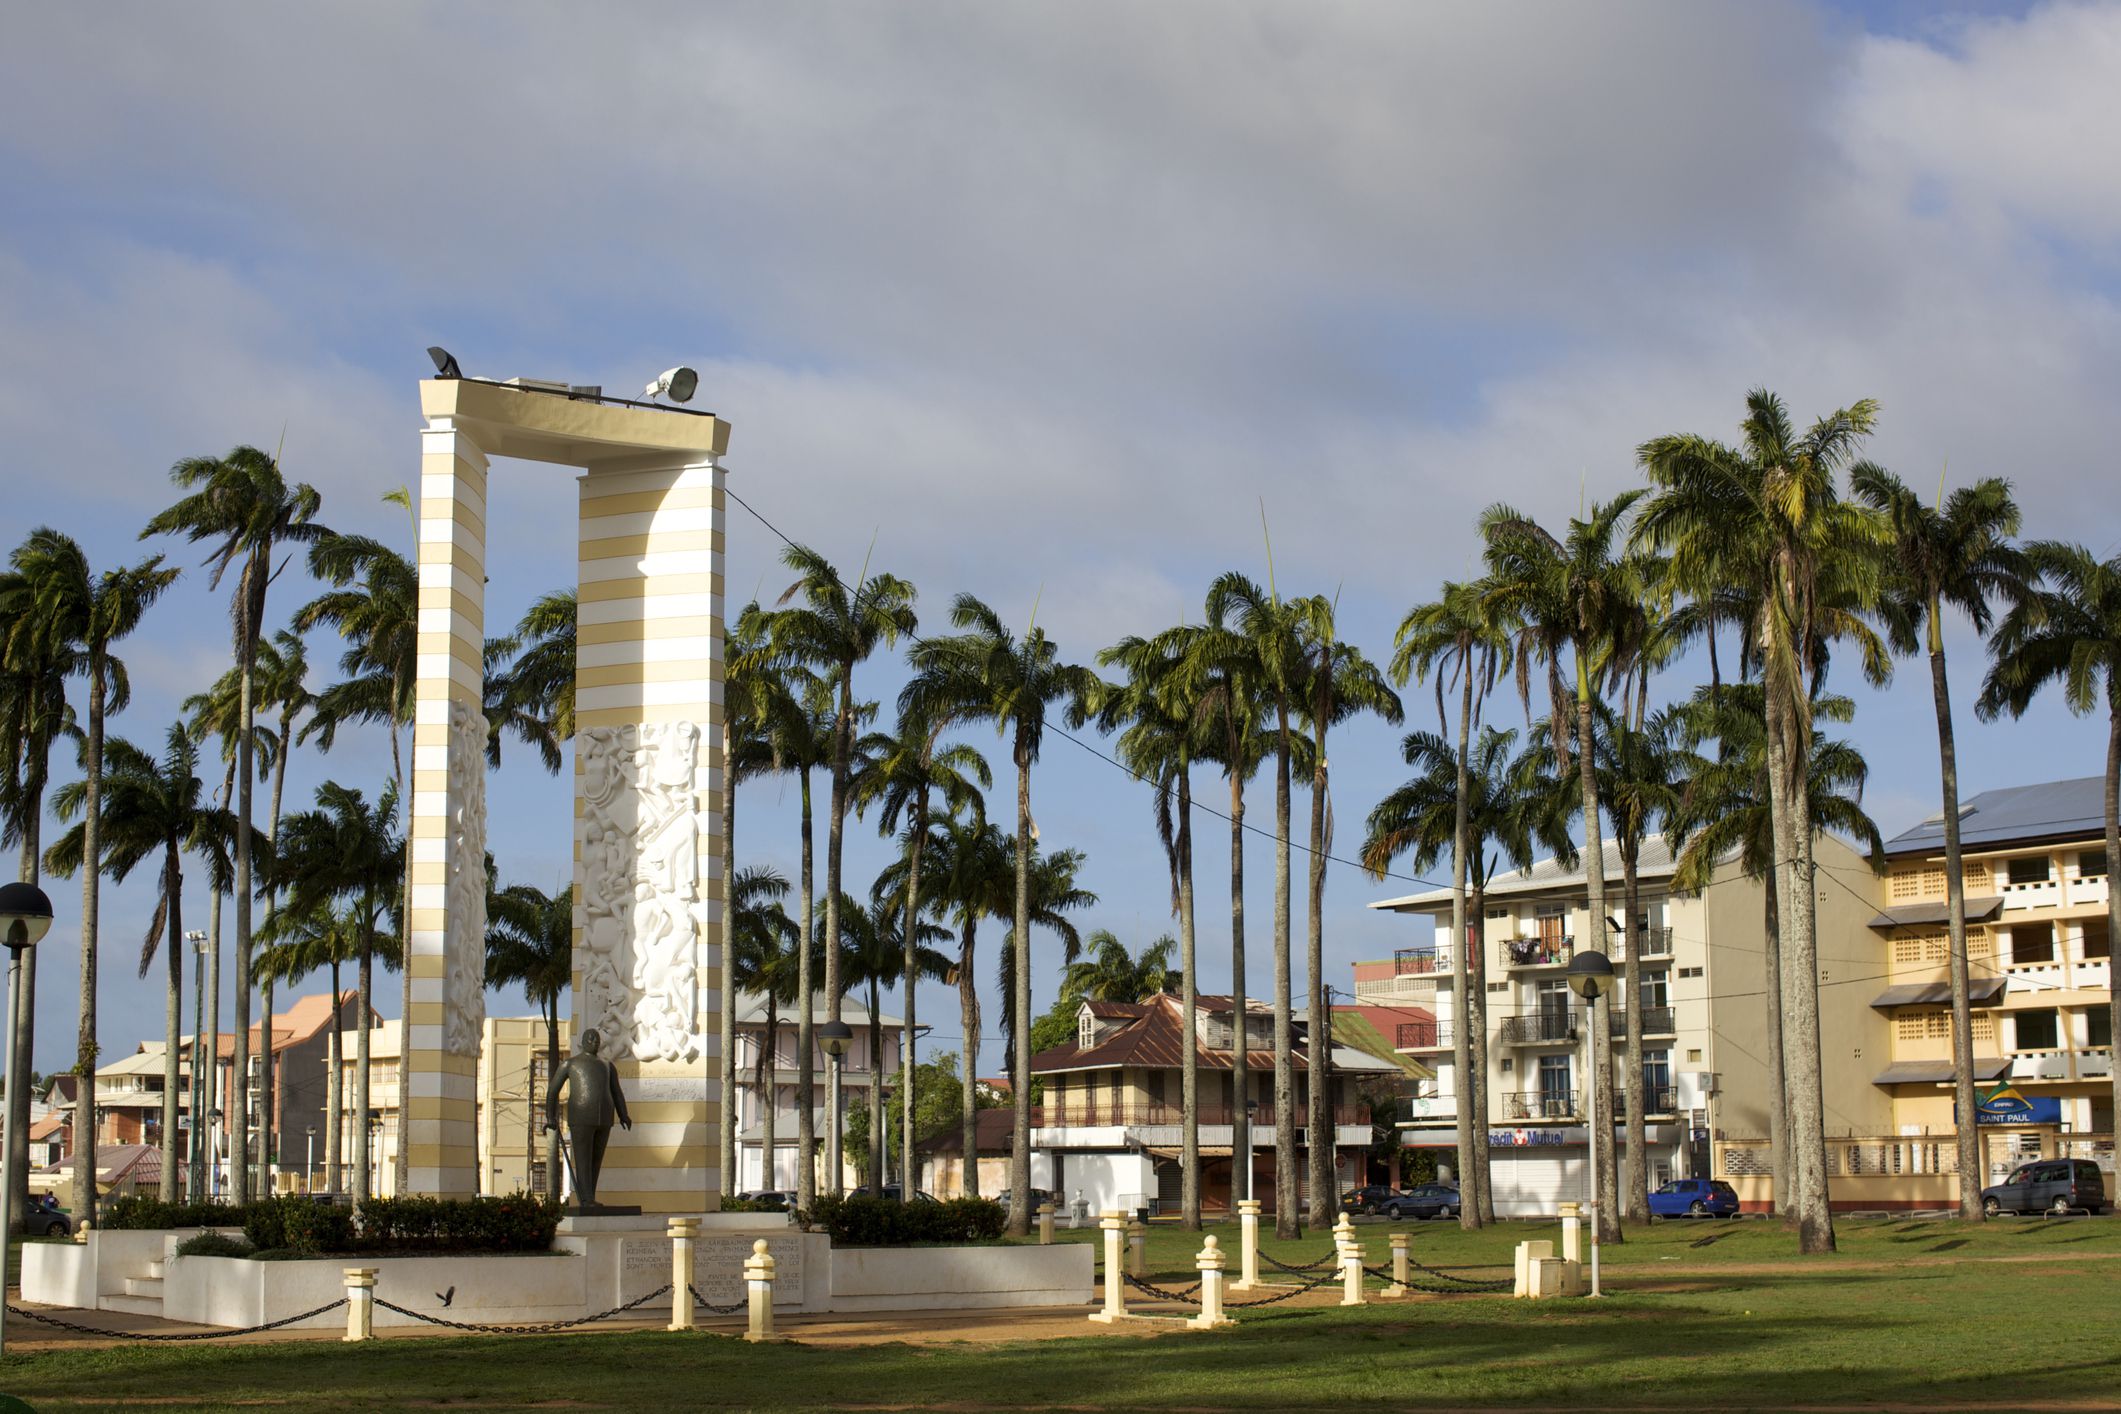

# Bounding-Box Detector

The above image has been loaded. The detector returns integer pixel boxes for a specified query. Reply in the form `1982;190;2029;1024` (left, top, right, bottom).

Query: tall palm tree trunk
757;992;778;1191
720;721;738;1201
354;930;373;1205
10;789;44;1221
390;704;410;1199
1305;711;1332;1228
1766;675;1834;1253
958;916;980;1198
73;661;106;1228
1761;882;1789;1214
326;958;343;1193
1451;669;1480;1228
795;772;816;1210
898;790;929;1200
1007;745;1033;1236
1227;766;1250;1215
204;767;231;1199
1926;626;1982;1219
1574;671;1618;1243
1270;712;1297;1238
1467;880;1494;1223
868;974;886;1193
2102;711;2121;1158
232;647;255;1205
1177;769;1201;1229
160;845;184;1202
824;680;852;1195
1621;847;1648;1224
259;713;291;1200
544;995;561;1202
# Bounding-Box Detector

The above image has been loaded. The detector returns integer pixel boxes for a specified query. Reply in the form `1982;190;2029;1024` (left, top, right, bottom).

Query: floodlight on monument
644;366;698;403
1565;948;1614;1002
428;346;463;379
0;881;53;950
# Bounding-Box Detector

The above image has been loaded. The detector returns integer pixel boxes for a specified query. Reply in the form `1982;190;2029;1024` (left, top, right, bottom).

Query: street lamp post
306;1126;317;1196
1567;948;1615;1299
186;929;207;1200
208;1108;224;1201
1243;1099;1260;1204
817;1021;853;1197
0;881;56;1359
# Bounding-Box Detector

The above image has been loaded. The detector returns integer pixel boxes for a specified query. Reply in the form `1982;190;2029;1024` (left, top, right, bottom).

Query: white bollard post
1341;1234;1366;1306
1387;1231;1410;1297
743;1238;782;1343
1088;1210;1130;1324
1331;1212;1356;1255
1187;1235;1234;1330
1558;1200;1582;1265
1126;1216;1147;1278
1232;1198;1262;1291
667;1217;698;1332
1037;1202;1055;1245
343;1267;376;1342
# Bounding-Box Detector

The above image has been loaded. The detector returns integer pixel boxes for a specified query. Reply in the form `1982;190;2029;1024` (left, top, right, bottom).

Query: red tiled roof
1031;994;1316;1075
1082;1000;1149;1018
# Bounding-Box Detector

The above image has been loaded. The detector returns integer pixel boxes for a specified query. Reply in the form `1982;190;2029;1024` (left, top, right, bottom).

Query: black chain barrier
684;1284;751;1317
1400;1253;1514;1291
1119;1274;1203;1304
373;1283;672;1335
1259;1249;1340;1275
1362;1261;1513;1296
1222;1268;1344;1307
4;1297;349;1342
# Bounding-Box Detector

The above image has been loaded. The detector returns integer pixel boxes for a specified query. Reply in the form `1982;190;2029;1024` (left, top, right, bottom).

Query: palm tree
249;631;316;1193
1855;466;2026;1219
1392;578;1513;1227
1480;494;1645;1243
855;704;988;1198
484;881;573;1201
486;588;576;770
1979;541;2121;1140
0;540;81;1216
907;592;1094;1232
1094;631;1209;1227
1637;390;1891;1253
1667;683;1886;1214
729;867;802;1193
19;529;178;1224
1292;595;1401;1225
46;725;236;1202
144;445;325;1203
992;844;1096;1076
762;545;917;1195
273;782;403;1203
714;603;775;1199
910;813;1015;1198
1062;930;1177;1002
833;890;952;1192
181;664;255;1188
254;896;364;1193
1361;726;1574;1227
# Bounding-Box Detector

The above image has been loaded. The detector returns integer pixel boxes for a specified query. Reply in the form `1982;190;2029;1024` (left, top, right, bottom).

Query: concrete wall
1030;1150;1157;1215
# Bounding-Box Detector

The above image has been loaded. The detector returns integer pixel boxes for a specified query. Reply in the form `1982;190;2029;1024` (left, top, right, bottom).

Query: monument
408;373;729;1212
546;1028;634;1211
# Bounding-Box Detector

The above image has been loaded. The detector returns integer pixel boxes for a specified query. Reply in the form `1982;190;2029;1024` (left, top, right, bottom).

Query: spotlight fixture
428;346;462;379
644;366;698;403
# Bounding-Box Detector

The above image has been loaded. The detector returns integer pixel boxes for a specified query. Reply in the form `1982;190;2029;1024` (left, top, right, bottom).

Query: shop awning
1871;1057;2012;1085
1867;897;2003;930
1870;977;2009;1009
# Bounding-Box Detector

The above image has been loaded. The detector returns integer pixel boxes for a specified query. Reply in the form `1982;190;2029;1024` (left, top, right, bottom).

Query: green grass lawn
5;1216;2117;1413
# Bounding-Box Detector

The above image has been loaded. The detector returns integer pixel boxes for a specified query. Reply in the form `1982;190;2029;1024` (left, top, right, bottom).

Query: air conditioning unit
1695;1071;1721;1096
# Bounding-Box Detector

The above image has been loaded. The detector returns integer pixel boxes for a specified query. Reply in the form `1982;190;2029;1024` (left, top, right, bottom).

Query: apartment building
1868;777;2114;1194
731;992;904;1193
1369;833;1892;1215
476;1015;572;1197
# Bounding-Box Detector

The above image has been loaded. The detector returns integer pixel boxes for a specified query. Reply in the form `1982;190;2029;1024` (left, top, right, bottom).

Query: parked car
1340;1184;1402;1216
995;1187;1058;1211
1647;1178;1741;1218
1981;1159;2108;1216
1381;1183;1460;1220
22;1193;71;1237
850;1185;940;1204
737;1189;793;1211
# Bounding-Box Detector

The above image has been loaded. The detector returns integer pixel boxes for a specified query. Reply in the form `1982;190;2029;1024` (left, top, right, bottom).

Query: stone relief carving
444;700;490;1058
577;721;707;1064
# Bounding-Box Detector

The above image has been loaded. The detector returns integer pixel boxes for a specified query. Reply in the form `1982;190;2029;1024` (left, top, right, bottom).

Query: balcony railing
1616;1084;1678;1118
1396;1020;1454;1050
1499;1010;1582;1045
1609;1005;1678;1037
1505;937;1574;968
1619;926;1674;961
1504;1089;1579;1121
1394;947;1448;976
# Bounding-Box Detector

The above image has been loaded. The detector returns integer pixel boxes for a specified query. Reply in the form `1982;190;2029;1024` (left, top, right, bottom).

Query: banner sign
1958;1084;2065;1127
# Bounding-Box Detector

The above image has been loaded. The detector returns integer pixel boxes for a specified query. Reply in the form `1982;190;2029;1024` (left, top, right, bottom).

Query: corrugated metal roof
1871;1057;2011;1085
1869;977;2009;1009
1887;777;2108;856
1368;834;1687;912
1029;994;1393;1075
1868;897;2005;929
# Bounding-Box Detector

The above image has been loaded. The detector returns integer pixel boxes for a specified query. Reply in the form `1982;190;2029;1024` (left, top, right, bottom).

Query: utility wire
721;480;1454;891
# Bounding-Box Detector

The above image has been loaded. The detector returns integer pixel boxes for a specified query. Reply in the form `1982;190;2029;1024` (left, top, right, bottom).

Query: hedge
107;1192;559;1257
101;1196;241;1231
801;1195;1006;1246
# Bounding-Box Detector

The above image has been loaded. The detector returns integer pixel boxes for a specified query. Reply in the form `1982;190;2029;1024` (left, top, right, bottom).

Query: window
2082;919;2111;961
2011;923;2056;965
2014;1009;2060;1051
1642;1049;1671;1106
1537;1054;1571;1099
1639;973;1670;1010
2088;1009;2111;1050
1147;1071;1166;1106
2007;855;2052;886
2079;851;2109;879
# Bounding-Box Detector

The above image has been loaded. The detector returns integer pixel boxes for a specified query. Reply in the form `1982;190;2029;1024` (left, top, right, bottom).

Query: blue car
1647;1178;1741;1219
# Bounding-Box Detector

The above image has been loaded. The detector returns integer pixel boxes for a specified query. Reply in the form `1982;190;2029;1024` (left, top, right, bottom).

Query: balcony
1395;1020;1454;1051
1616;1084;1678;1118
1505;936;1573;969
1394;946;1450;976
2010;1050;2071;1081
1403;1095;1456;1123
1499;1011;1582;1046
2079;1050;2115;1080
1609;1005;1678;1038
1618;927;1673;962
1504;1090;1579;1121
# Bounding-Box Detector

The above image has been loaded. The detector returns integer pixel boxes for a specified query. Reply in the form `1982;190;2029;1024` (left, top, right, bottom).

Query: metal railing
1609;1005;1678;1037
1395;1020;1454;1049
1393;947;1449;976
1504;937;1573;968
1499;1010;1581;1045
1616;1085;1678;1118
1504;1090;1579;1121
1621;926;1674;960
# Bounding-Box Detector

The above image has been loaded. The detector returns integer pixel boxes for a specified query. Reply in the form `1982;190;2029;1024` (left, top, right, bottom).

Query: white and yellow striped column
572;458;723;1212
406;421;488;1198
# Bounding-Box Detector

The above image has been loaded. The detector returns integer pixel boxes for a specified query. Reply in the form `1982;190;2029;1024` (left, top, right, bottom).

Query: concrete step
102;1294;165;1317
147;1260;166;1279
122;1276;165;1299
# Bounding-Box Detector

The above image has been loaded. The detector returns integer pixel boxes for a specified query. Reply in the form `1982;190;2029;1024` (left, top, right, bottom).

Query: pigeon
436;1286;456;1308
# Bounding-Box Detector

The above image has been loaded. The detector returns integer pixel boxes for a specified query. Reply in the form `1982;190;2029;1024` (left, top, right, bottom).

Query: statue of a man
545;1028;632;1208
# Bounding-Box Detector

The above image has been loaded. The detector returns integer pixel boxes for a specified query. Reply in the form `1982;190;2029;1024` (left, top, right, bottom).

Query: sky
3;1;2119;1077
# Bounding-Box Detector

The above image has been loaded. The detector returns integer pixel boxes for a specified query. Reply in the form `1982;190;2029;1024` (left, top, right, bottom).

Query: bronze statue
545;1028;632;1210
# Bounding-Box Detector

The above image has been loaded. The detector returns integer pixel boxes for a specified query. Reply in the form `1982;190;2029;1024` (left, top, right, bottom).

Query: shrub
174;1231;254;1259
355;1194;559;1254
801;1194;1007;1246
244;1195;358;1255
102;1196;240;1231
